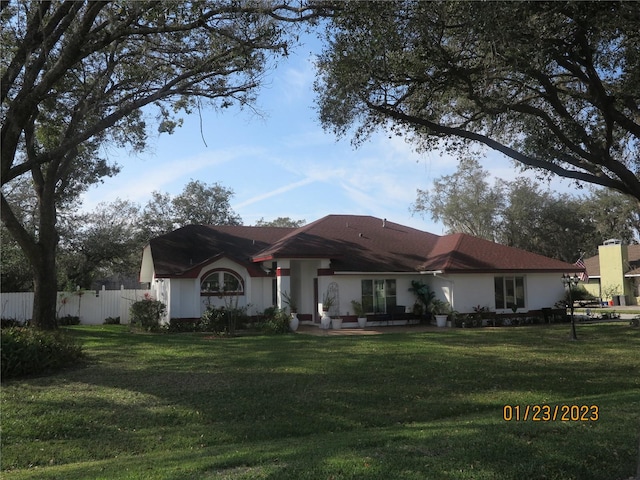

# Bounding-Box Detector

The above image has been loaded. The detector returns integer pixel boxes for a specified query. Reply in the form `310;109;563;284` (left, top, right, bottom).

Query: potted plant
320;292;334;330
351;300;367;328
282;291;299;332
429;298;451;328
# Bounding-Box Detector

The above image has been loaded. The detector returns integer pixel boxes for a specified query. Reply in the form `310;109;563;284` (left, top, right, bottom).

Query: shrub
561;285;597;306
168;318;199;333
1;318;23;329
201;307;227;334
259;308;291;334
57;314;80;326
103;316;121;325
1;327;83;380
200;306;249;335
130;297;166;332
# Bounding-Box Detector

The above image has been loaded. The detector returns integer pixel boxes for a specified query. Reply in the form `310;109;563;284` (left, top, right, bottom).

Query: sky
81;35;575;234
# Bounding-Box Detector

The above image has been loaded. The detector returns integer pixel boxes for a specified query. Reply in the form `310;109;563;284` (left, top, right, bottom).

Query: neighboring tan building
583;240;640;305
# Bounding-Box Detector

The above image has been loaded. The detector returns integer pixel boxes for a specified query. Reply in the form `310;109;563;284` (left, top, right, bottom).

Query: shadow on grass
3;403;638;480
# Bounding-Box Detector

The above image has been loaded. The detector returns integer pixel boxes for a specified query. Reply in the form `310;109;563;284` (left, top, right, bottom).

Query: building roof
148;224;295;278
252;215;440;272
418;233;578;273
584;244;640;278
146;214;582;278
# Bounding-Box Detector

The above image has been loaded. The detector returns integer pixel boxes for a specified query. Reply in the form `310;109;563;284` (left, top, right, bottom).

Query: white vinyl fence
0;286;152;325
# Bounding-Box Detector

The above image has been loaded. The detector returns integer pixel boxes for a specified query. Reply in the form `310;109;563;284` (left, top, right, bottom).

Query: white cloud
277;54;316;103
235;176;317;209
81;145;266;211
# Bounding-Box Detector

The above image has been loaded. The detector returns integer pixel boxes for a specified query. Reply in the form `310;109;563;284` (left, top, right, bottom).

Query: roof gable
252;215;439;272
419;233;580;273
149;224;295;277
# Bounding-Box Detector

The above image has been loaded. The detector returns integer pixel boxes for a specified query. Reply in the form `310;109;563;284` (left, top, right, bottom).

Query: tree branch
369;102;640;198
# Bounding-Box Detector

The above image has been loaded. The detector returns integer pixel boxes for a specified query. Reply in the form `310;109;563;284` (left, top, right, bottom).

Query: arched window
201;269;244;295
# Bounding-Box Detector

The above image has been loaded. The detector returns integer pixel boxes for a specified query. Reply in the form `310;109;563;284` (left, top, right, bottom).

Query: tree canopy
413;156;503;241
0;0;321;328
315;1;640;202
2;179;246;292
254;216;306;227
414;158;639;261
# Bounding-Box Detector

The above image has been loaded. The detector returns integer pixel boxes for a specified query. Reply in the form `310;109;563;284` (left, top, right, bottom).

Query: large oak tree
315;1;640;201
1;0;321;329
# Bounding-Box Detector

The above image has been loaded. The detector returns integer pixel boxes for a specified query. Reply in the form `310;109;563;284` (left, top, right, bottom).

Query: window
494;276;525;309
362;279;396;313
201;270;243;295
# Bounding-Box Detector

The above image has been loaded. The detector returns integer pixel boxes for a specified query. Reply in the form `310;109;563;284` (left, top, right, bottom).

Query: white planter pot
320;311;331;329
331;318;343;329
435;314;448;328
357;317;367;329
289;312;299;332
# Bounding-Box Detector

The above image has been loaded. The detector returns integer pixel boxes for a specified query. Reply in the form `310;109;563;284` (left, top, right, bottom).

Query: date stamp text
502;404;599;422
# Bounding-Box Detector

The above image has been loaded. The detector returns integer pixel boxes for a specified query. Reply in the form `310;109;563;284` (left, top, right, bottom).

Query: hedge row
1;327;84;380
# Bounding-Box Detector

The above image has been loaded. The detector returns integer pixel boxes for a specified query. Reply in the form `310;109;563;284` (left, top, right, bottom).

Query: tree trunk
29;169;61;330
1;165;60;329
31;243;58;330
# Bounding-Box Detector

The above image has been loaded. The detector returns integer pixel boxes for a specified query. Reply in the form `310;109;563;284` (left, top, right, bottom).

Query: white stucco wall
438;273;567;313
433;274;492;313
174;279;200;319
139;245;154;283
321;274;434;316
324;272;567;316
525;273;567;310
155;254;568;321
296;260;324;316
152;277;198;321
250;276;275;316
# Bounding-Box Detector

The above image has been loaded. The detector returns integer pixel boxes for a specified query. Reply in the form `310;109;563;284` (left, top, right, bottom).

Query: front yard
1;324;639;479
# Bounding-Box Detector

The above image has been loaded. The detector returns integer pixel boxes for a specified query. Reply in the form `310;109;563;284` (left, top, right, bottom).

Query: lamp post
561;273;580;341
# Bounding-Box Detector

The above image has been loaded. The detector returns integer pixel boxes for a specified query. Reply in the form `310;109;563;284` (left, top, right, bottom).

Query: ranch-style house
139;214;584;325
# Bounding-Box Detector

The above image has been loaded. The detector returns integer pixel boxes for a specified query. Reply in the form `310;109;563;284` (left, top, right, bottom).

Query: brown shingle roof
418;233;580;273
149;224;295;277
252;215;439;272
148;215;582;277
583;255;600;278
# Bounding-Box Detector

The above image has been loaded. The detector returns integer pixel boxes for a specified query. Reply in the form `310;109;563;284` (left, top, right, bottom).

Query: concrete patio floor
294;308;639;335
295;324;442;336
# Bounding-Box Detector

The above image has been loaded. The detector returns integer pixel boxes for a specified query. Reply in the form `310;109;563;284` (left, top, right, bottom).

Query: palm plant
282;291;297;313
322;292;335;311
409;280;436;313
351;300;365;317
428;298;451;316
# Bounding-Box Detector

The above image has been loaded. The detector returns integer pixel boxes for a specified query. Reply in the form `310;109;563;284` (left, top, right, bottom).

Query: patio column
276;260;291;310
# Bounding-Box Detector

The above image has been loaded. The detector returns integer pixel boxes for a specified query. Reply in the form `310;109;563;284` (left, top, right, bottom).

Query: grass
1;323;639;479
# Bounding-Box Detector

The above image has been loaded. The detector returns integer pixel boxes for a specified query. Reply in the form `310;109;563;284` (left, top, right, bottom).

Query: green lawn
2;324;639;480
